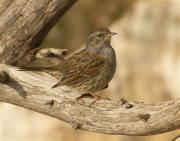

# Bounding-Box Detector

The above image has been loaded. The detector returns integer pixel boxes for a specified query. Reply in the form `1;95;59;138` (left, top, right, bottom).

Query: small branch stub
45;100;55;106
138;113;151;122
125;103;133;109
0;70;8;83
72;121;83;131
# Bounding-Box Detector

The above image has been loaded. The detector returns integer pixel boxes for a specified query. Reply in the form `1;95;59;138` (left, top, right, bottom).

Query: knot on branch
125;103;133;109
119;98;133;109
0;70;8;83
72;121;83;131
45;100;55;107
138;113;151;122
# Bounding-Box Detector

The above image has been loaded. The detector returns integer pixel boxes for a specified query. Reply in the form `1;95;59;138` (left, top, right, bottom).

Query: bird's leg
76;92;110;106
88;92;110;106
75;93;90;101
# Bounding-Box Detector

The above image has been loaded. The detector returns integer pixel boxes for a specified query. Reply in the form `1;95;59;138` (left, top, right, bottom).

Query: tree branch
0;0;77;67
0;0;179;136
0;64;179;135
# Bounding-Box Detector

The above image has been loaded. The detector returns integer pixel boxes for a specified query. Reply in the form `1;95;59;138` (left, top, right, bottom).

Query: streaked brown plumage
46;27;116;105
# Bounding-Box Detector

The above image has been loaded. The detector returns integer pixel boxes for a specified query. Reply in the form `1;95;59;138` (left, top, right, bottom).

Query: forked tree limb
0;64;179;135
0;0;179;136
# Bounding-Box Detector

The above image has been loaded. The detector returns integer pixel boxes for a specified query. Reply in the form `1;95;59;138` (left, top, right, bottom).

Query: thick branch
0;0;77;66
0;64;179;135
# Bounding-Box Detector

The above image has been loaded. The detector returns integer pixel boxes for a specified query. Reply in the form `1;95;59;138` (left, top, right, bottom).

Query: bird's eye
98;34;102;37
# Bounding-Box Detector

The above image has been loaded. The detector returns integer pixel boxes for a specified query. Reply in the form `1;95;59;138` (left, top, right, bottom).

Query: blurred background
1;0;179;140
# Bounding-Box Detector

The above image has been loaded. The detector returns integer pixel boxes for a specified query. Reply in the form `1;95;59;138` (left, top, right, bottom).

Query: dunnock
49;27;117;105
27;27;117;106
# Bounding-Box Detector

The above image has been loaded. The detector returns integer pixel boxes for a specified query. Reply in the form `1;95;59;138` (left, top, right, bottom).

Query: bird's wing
51;49;91;73
59;56;106;86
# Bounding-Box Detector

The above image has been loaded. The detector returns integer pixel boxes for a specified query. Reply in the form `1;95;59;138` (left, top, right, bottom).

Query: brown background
1;0;179;140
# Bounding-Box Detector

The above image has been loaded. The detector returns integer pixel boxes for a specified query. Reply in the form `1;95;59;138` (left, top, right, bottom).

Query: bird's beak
106;32;117;37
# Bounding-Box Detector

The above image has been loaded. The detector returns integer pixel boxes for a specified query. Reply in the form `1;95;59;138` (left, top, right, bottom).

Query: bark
0;64;180;135
0;0;179;136
0;0;77;67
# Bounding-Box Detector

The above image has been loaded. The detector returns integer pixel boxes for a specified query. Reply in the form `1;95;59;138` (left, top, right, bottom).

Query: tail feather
52;82;61;89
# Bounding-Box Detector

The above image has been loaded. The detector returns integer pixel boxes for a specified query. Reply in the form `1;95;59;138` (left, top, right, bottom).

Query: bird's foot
76;92;110;107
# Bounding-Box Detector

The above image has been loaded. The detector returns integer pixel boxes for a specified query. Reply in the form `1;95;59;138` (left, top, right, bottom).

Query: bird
24;27;117;106
48;27;117;106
